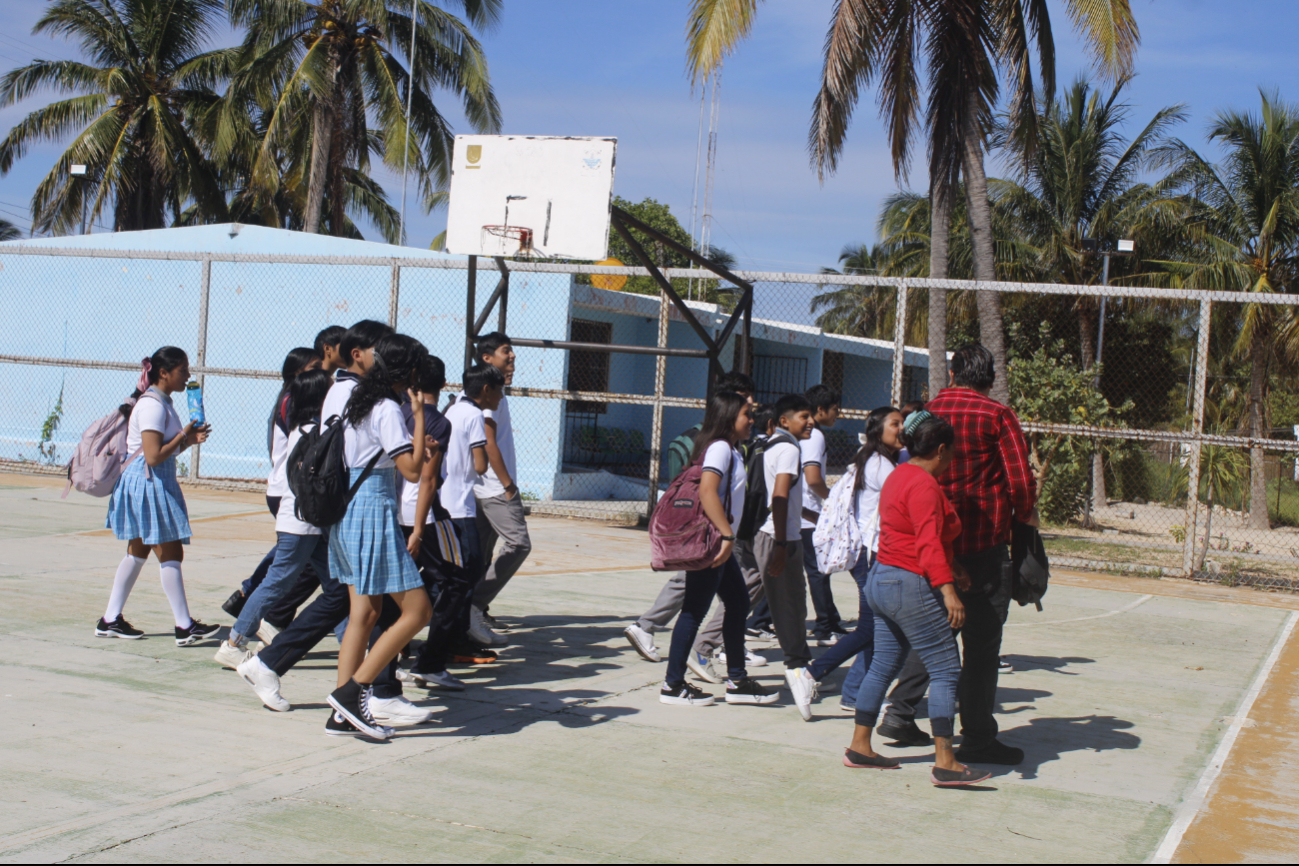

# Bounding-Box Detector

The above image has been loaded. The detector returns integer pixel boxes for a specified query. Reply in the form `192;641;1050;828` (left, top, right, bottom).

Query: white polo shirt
474;394;517;499
800;426;828;531
759;435;804;540
440;396;488;519
342;397;412;470
701;439;746;534
321;370;360;423
127;388;184;453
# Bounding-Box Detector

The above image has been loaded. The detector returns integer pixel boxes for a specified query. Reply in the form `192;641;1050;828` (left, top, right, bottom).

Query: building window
753;354;808;405
567;318;613;414
822;350;845;399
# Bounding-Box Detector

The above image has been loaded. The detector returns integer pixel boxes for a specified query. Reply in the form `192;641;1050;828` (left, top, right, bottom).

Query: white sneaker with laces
687;651;724;684
623;623;661;662
716;649;769;668
236;655;291;712
256;621;280;645
468;606;508;647
214;640;254;670
367;694;433;726
785;666;818;721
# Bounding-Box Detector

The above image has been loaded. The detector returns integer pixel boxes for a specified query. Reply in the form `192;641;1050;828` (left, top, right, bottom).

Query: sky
0;0;1298;273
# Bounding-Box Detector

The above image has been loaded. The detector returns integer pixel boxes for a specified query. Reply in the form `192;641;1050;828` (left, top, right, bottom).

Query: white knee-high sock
104;554;146;621
159;561;192;629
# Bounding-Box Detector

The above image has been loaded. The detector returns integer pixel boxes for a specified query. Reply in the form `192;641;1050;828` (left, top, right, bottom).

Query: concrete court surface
2;472;1298;863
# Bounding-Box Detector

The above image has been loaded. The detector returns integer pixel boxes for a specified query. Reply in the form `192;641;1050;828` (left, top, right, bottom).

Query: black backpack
286;416;382;529
736;430;797;543
1011;522;1050;611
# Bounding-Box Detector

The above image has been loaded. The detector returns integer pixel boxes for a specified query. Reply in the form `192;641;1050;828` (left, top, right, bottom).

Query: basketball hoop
481;225;533;255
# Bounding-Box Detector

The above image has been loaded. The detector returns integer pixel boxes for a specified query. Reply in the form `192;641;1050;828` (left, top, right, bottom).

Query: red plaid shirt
925;388;1037;555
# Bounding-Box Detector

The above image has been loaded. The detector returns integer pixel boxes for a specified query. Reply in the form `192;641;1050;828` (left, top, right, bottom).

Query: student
221;346;321;628
98;347;220;645
624;371;758;663
437;363;505;664
468;332;530;646
326;334;435;740
314;325;347;373
807;406;904;708
802;384;845;644
660;391;775;707
842;411;991;787
398;356;477;691
213;370;335;669
324;320;395;422
755;393;818;720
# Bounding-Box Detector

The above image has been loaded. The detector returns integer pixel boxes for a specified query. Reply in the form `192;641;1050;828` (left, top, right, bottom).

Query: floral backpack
812;464;863;575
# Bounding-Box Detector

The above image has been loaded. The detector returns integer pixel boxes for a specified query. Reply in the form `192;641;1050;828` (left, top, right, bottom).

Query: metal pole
496;255;509;334
397;0;418;246
891;280;908;406
191;257;212;482
647;287;670;520
388;262;401;328
464;255;477;375
1095;254;1110;384
1182;299;1213;577
742;293;752;376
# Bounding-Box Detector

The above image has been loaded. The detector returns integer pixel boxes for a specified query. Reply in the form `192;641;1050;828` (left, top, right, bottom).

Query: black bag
1011;522;1050;611
736;430;797;543
286;416;381;529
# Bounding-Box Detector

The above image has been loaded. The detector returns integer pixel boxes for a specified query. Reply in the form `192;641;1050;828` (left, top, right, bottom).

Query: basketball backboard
445;135;617;260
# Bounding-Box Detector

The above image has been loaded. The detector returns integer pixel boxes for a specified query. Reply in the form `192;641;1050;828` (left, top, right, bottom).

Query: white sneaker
236;655;291;712
716;649;769;668
468;606;508;647
687;651;724;684
623;624;661;662
367;694;433;727
785;666;818;721
214;640;254;670
398;668;467;691
256;621;280;645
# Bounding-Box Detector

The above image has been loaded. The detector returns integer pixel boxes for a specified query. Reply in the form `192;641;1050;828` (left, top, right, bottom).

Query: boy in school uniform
315;325;346;373
801;384;845;644
755;393;819;720
468;333;531;646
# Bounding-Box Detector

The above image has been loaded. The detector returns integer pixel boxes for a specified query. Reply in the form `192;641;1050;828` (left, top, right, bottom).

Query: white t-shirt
701;440;746;534
275;426;321;536
127;388;185;454
759;436;804;540
342;397;412;470
321;370;360;423
266;394;291;498
800;426;828;531
853;452;896;553
440;396;488;519
474;394;517;499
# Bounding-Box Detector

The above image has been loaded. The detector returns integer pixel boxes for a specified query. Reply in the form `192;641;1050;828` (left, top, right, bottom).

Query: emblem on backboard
466;144;482;169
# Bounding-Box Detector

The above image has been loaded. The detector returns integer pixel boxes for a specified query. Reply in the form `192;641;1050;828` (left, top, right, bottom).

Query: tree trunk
960;103;1009;405
1078;306;1107;510
1248;329;1270;530
303;100;332;234
1195;486;1214;573
927;180;952;400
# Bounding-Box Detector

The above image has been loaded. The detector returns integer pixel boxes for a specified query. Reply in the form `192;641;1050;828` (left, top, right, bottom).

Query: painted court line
1150;609;1299;864
1005;593;1153;627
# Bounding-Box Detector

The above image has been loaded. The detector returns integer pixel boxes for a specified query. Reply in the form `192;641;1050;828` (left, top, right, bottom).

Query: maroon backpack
649;439;733;572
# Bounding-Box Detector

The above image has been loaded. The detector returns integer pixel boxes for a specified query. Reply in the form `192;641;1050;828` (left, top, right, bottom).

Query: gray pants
637;571;686;633
754;531;811;669
473;493;533;609
694;540;765;655
880;651;929;727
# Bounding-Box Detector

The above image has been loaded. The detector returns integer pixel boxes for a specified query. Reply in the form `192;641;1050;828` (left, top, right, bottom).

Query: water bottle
186;381;206;426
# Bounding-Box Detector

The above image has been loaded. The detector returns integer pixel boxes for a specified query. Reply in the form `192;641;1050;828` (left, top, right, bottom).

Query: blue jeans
664;556;750;687
802;527;842;633
854;563;962;739
233;532;329;640
809;553;874;684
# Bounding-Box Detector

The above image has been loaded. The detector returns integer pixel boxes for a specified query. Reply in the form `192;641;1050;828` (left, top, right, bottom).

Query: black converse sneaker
659;681;716;707
94;616;144;639
327;680;392;740
725;676;779;705
175;620;221;647
325;711;361;737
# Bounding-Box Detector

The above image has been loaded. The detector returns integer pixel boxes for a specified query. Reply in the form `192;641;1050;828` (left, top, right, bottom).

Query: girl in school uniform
98;347;221;646
660;390;777;708
326;334;434;740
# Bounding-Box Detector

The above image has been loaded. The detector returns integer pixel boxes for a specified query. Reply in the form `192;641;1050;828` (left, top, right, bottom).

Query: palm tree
1158;91;1299;531
0;0;233;233
227;0;502;239
685;0;1141;404
0;219;20;241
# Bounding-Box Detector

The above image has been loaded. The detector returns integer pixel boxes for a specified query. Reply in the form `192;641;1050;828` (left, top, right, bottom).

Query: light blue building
0;224;927;500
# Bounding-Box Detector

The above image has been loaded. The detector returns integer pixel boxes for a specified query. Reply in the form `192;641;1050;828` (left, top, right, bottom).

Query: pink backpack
649;439;733;572
62;390;160;498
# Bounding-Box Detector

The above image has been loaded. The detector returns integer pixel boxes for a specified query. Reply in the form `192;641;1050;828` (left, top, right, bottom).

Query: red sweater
876;463;962;588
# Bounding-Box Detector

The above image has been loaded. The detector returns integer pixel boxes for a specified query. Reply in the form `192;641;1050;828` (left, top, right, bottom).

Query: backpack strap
347;451;385;500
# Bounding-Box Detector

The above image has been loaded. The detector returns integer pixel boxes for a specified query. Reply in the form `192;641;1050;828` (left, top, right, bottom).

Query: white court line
1150;609;1299;864
1005;593;1153;627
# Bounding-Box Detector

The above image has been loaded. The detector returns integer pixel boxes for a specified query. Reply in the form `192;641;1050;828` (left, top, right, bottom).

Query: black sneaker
325;711;361;737
327;679;392;740
175;620;221;647
956;739;1024;765
94;616;144;640
829;622;851;636
877;720;933;747
659;681;716;706
221;589;247;618
725;677;779;705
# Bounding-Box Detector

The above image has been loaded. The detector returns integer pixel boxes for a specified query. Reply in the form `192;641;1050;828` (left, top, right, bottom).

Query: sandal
931;764;992;787
843;748;900;769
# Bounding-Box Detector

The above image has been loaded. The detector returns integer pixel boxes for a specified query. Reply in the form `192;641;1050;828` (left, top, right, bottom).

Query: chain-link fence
3;243;1298;589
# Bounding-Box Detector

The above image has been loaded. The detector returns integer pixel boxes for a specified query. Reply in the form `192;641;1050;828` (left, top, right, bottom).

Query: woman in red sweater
840;411;991;787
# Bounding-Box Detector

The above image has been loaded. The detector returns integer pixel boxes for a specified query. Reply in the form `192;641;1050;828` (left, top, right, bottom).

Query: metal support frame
190;257;212;481
465;256;510;373
388;262;401;328
1182;299;1214;577
891;281;908;406
464;255;478;374
647;289;670;519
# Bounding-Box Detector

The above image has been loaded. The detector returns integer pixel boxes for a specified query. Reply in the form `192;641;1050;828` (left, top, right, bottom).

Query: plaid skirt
328;467;422;596
106;455;192;545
